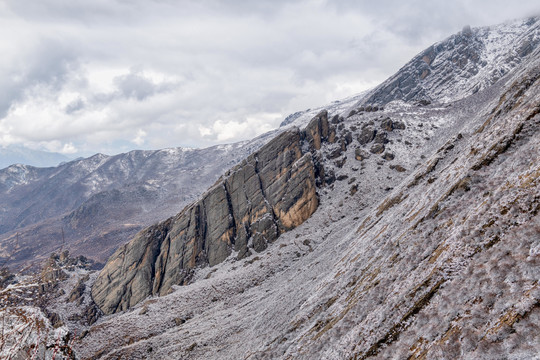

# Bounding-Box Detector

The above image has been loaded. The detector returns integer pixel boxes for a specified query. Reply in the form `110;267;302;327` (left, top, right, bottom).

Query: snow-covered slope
353;17;540;108
73;37;540;359
2;17;540;360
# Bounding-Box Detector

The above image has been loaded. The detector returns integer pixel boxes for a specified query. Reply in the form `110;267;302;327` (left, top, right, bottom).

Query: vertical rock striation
92;112;331;314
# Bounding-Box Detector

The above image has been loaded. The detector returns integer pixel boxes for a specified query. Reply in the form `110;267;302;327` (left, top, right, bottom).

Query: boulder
358;127;377;145
67;275;88;303
370;143;386;154
355;148;370;161
380;118;394;131
374;131;389;144
303;110;330;150
343;131;353;146
325;169;336;185
335;157;346;168
393;120;406;130
327;147;343;159
382;152;395;161
390;164;407;172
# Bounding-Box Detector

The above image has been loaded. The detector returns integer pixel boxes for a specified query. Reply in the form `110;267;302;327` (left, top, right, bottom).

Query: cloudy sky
0;0;539;157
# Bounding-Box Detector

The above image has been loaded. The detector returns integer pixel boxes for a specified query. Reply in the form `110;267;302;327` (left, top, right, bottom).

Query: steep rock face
0;138;274;270
69;19;540;360
92;114;330;314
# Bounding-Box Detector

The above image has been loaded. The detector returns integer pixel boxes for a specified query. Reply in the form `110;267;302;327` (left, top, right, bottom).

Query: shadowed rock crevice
92;112;331;314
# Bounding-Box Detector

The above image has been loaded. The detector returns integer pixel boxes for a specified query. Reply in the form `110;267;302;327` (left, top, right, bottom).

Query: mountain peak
352;16;540;109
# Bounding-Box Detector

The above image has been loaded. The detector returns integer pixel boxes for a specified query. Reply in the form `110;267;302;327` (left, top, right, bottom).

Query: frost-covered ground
75;43;540;358
0;306;75;359
3;17;540;360
352;17;540;110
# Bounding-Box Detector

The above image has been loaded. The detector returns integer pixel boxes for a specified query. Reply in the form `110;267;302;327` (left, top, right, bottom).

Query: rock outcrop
92;112;332;314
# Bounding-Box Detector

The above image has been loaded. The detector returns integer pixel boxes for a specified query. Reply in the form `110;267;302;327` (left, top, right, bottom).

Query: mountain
0;81;364;271
353;18;540;108
1;17;540;360
91;113;329;314
0;145;72;169
0;139;273;269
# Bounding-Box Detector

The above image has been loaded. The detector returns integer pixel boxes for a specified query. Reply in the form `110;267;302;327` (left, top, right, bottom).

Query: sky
0;0;539;157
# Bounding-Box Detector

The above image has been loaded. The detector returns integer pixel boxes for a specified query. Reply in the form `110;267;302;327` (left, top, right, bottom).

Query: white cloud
0;0;539;156
61;142;78;154
132;129;147;146
211;113;280;142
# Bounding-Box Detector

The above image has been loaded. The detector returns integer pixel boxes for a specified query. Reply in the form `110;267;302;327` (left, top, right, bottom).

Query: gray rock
324;169;336;185
327;147;343;159
393;120;406;130
67;275;88;303
374;131;389;144
343;131;353;146
92;115;331;314
335;157;346;168
370;144;386;154
304;110;331;150
358;128;377;145
355;148;370;161
44;310;63;328
380;118;394;132
390;164;407;172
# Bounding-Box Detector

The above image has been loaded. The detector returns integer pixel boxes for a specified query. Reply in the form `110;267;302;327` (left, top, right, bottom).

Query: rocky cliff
92;112;334;314
0;136;273;270
5;17;540;360
78;38;540;359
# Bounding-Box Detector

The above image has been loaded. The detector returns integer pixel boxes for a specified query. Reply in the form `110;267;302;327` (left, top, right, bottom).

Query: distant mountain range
0;138;279;269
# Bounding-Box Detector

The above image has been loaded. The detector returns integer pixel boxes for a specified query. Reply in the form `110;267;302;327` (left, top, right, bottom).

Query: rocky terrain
1;17;540;360
0;138;272;269
353;17;540;108
0;84;363;272
92;120;328;313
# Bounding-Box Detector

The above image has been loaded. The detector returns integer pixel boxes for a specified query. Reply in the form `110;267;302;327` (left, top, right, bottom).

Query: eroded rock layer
92;112;330;314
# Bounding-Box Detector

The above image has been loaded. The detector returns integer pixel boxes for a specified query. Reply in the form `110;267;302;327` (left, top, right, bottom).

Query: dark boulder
382;152;395;161
355;148;370;161
374;131;389;144
370;143;385;154
358;127;377;145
